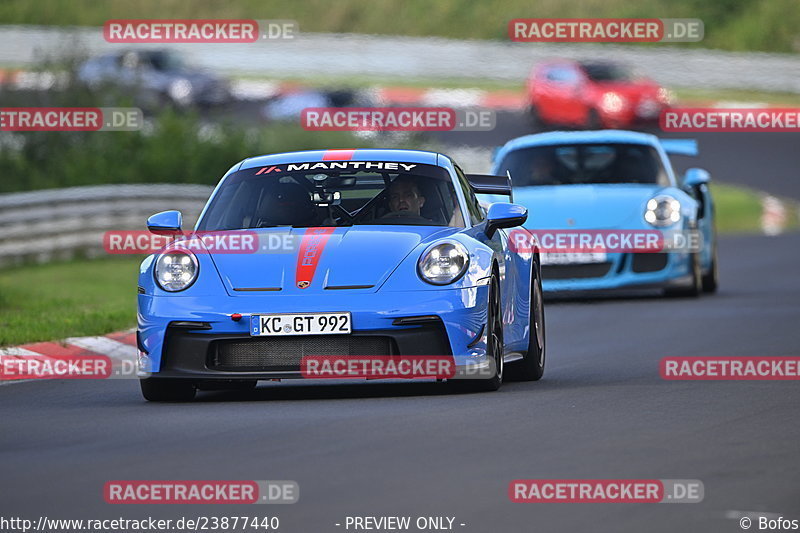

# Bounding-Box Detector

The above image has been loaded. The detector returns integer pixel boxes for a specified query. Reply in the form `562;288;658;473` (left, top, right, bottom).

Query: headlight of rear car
154;249;199;292
600;91;625;113
657;87;674;105
644;195;682;227
418;241;469;285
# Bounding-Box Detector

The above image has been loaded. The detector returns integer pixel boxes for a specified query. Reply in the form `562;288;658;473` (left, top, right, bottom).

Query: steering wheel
376;211;433;224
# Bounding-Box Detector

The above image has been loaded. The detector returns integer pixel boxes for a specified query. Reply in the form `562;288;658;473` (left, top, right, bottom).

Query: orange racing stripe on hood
295;227;337;289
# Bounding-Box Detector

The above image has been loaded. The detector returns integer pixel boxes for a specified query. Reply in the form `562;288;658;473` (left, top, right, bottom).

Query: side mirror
491;146;501;165
147;210;183;235
683;168;710;189
485;203;528;239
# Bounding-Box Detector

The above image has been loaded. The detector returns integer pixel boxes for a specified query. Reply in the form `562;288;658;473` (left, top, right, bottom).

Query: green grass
674;88;800;107
713;183;799;234
0;0;798;53
712;183;764;234
0;256;142;347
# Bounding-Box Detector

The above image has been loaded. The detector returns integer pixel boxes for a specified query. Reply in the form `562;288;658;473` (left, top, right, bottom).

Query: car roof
239;149;442;170
500;130;660;151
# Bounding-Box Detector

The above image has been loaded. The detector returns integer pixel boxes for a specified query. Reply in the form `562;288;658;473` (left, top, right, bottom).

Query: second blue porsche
491;130;718;296
137;149;545;401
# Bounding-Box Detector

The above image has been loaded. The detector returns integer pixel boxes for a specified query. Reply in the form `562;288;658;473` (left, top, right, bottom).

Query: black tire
451;272;504;392
140;378;196;402
586;109;603;129
702;246;719;293
507;260;545;381
528;104;546;131
665;253;701;298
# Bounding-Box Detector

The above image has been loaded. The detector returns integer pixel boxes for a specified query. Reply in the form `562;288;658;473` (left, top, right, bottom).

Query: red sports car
526;60;673;129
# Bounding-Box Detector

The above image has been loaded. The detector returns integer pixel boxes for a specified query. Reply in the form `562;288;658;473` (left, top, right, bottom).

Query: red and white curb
0;329;138;385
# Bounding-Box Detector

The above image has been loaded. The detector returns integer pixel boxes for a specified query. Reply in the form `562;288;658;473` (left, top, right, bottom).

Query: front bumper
541;251;693;292
138;287;490;378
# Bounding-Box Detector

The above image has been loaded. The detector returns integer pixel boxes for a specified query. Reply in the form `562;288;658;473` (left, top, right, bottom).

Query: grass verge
0;0;798;53
0;256;142;347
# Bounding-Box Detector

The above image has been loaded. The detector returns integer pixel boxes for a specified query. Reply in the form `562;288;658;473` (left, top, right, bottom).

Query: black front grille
542;262;613;280
631;253;669;273
209;336;394;371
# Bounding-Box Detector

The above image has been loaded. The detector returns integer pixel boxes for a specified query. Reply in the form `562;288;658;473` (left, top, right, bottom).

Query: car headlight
601;91;625;113
657;87;674;105
418;241;469;285
645;195;682;227
168;79;193;105
154;249;199;292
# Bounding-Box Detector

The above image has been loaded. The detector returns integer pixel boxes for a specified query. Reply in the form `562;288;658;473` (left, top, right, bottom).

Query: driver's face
388;181;425;215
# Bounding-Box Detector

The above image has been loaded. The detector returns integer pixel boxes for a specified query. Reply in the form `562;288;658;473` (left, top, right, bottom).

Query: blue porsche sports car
137;149;545;401
491;130;718;296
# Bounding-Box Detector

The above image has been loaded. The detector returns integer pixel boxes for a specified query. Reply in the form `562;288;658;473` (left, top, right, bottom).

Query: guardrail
0;26;798;93
0;184;213;267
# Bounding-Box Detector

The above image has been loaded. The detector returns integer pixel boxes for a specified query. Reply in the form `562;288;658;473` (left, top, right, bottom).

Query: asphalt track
1;108;799;532
1;230;799;533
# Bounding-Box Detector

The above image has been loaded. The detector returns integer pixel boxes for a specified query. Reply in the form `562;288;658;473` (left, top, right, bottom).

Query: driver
530;154;556;185
383;177;427;218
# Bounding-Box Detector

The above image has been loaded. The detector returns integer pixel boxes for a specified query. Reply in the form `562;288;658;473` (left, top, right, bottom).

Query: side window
454;165;485;225
546;66;579;84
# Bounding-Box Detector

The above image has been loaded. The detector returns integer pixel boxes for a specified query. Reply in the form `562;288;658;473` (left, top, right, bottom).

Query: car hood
209;226;455;295
590;79;661;100
514;184;666;229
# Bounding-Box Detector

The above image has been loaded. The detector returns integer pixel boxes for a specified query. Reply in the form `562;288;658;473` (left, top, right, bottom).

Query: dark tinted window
580;62;633;82
198;162;463;231
497;144;668;187
454;165;485;225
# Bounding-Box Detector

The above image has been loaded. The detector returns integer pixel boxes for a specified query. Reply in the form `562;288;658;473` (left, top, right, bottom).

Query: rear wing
659;138;698;157
466;172;513;202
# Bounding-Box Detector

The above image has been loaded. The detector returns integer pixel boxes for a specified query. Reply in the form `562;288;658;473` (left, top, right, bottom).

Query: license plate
540;252;607;265
250;312;351;336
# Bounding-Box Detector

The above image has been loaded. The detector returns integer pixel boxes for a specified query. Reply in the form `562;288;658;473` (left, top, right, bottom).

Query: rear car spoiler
467;172;514;202
659;138;698;157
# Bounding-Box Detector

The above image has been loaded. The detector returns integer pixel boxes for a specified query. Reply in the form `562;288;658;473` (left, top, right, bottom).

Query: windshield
146;51;185;72
197;161;463;231
580;62;634;82
496;144;669;187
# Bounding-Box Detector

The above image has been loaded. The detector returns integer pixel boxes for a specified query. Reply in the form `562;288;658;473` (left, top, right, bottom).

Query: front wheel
140;377;196;402
451;273;504;392
586;109;603;129
702;247;719;293
665;253;701;298
508;262;545;381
